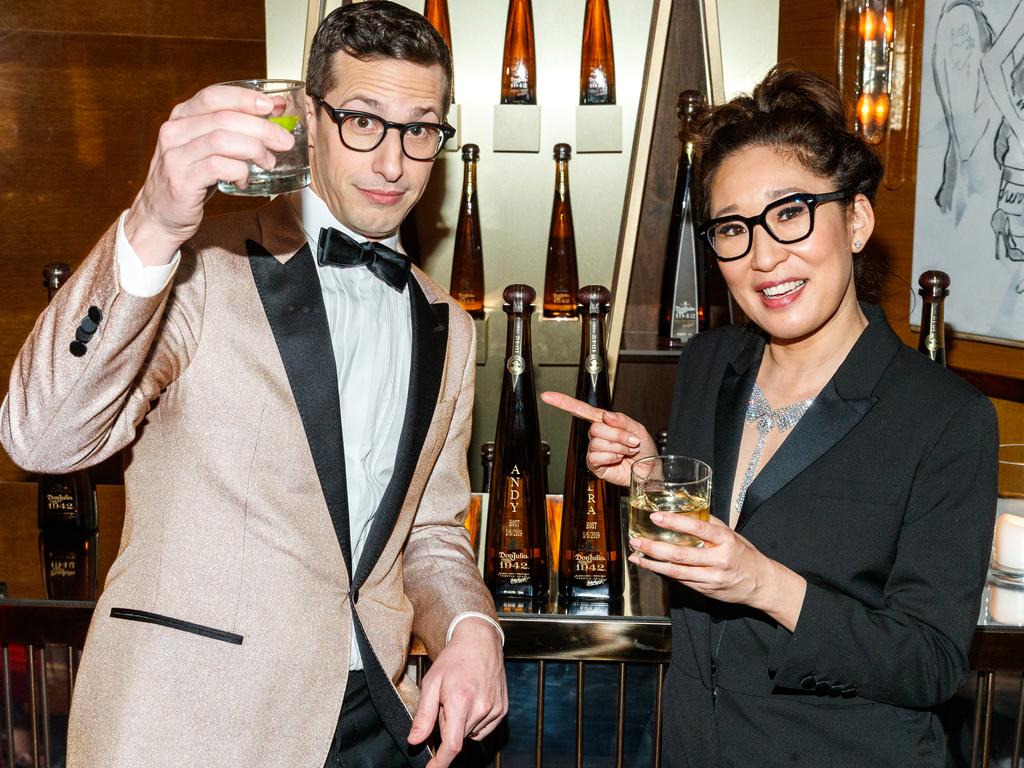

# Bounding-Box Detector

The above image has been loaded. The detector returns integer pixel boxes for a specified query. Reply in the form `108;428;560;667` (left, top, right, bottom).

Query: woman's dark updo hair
698;65;883;213
697;65;885;298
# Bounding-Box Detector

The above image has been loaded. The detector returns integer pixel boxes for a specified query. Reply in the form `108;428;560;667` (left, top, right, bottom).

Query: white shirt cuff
115;210;180;298
447;612;505;646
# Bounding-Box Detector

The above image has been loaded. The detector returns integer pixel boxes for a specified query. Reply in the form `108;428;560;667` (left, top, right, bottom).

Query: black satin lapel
247;240;353;572
736;380;877;532
352;279;449;588
713;364;757;525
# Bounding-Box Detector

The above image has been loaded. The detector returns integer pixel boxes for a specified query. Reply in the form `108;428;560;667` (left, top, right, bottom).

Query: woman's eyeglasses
698;190;852;261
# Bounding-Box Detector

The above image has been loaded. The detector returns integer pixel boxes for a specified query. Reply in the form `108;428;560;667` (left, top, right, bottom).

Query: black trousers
324;671;412;768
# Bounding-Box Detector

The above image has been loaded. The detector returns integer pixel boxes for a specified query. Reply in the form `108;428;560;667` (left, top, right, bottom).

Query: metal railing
3;599;1023;768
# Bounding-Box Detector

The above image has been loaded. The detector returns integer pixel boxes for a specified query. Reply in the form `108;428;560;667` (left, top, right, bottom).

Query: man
0;3;506;767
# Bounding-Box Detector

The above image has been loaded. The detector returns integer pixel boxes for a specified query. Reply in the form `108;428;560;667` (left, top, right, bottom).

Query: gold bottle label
498;465;530;584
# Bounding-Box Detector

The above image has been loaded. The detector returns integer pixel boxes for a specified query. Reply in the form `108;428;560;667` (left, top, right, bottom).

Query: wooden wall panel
778;0;1024;442
0;0;264;40
0;11;267;485
0;4;267;590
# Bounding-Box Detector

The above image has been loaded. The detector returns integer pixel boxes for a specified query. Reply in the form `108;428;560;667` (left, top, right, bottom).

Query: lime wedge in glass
268;115;300;132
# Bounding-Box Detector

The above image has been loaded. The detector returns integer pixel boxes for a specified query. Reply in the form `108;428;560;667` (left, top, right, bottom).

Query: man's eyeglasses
313;97;455;161
698;190;852;262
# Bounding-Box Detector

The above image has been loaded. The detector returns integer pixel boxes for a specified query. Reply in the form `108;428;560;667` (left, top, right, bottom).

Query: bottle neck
463;160;477;202
504;306;535;381
555;161;570;201
920;296;946;356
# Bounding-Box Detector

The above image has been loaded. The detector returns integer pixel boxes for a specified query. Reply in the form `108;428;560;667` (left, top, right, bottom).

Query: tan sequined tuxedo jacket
0;194;497;768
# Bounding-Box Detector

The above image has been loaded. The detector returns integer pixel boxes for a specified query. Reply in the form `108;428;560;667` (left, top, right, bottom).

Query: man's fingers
540;391;605;423
408;677;441;746
160;111;294;155
427;705;467;768
171;84;276;121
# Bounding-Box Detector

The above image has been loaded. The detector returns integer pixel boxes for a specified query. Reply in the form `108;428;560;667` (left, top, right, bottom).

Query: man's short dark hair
306;0;453;113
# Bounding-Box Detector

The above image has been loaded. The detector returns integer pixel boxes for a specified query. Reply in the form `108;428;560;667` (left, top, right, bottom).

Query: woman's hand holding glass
542;390;806;629
539;391;658;488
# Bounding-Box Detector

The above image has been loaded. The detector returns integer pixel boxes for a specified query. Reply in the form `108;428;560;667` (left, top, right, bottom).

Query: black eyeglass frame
312;96;455;161
698;189;854;262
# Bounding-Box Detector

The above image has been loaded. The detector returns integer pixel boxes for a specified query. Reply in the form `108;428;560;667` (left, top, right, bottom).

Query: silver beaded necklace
734;382;815;516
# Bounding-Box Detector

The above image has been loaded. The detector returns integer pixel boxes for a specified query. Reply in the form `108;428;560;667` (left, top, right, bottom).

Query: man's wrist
448;613;504;646
124;204;181;267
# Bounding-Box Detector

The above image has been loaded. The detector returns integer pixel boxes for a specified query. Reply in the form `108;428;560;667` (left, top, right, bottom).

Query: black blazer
660;304;998;768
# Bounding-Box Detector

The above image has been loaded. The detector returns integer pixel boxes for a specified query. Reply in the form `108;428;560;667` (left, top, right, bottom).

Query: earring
853;240;862;250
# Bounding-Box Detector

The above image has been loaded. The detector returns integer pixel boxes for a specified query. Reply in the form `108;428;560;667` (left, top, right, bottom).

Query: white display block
443;103;462;152
575;105;623;153
493;104;542;153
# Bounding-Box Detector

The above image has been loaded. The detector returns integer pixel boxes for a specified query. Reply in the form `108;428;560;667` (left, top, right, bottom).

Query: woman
543;67;998;767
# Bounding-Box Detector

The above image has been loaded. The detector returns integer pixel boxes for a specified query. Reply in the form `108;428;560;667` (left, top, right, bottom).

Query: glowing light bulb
873;92;890;125
857;92;874;127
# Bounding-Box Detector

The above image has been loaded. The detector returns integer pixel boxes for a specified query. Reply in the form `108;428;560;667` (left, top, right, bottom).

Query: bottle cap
553;143;572;161
917;270;950;299
503;283;536;310
577;285;612;314
462;143;479;162
677;90;706;136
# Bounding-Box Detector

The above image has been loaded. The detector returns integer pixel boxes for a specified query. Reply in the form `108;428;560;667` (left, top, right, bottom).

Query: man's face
306;52;447;240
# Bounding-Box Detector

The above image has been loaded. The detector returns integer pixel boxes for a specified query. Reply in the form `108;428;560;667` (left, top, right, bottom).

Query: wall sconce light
838;0;917;189
853;1;895;144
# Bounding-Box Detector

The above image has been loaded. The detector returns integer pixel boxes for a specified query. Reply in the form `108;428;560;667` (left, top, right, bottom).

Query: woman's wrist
752;557;807;632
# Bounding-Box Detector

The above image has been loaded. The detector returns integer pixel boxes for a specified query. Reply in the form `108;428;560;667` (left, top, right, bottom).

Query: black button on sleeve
800;675;816;690
814;678;832;695
828;683;844;697
87;305;103;324
79;316;98;334
841;685;857;698
75;327;93;343
70;341;87;357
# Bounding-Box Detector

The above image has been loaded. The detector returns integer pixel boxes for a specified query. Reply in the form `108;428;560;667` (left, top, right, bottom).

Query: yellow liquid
628;490;710;549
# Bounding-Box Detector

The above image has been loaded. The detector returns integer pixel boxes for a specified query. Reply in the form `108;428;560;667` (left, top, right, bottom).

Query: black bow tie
316;227;411;293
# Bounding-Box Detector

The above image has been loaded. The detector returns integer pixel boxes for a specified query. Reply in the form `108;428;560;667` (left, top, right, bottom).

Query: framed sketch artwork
913;0;1024;347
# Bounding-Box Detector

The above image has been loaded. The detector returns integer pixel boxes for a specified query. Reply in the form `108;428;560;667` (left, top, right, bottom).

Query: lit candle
994;511;1024;571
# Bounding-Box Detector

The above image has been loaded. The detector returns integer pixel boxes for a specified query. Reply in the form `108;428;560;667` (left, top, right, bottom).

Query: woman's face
707;144;873;344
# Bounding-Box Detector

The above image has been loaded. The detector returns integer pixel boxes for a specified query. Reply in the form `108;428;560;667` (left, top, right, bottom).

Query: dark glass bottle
450;143;485;319
424;0;455;103
485;285;549;600
481;442;495;493
38;262;99;601
660;90;725;347
559;286;622;600
541;441;551;491
579;0;616;105
500;0;537;105
543;144;580;319
917;270;950;366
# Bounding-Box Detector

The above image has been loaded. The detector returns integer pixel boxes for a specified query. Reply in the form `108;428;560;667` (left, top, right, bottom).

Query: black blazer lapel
247;239;353;573
712;332;763;525
352;277;449;589
735;305;899;533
